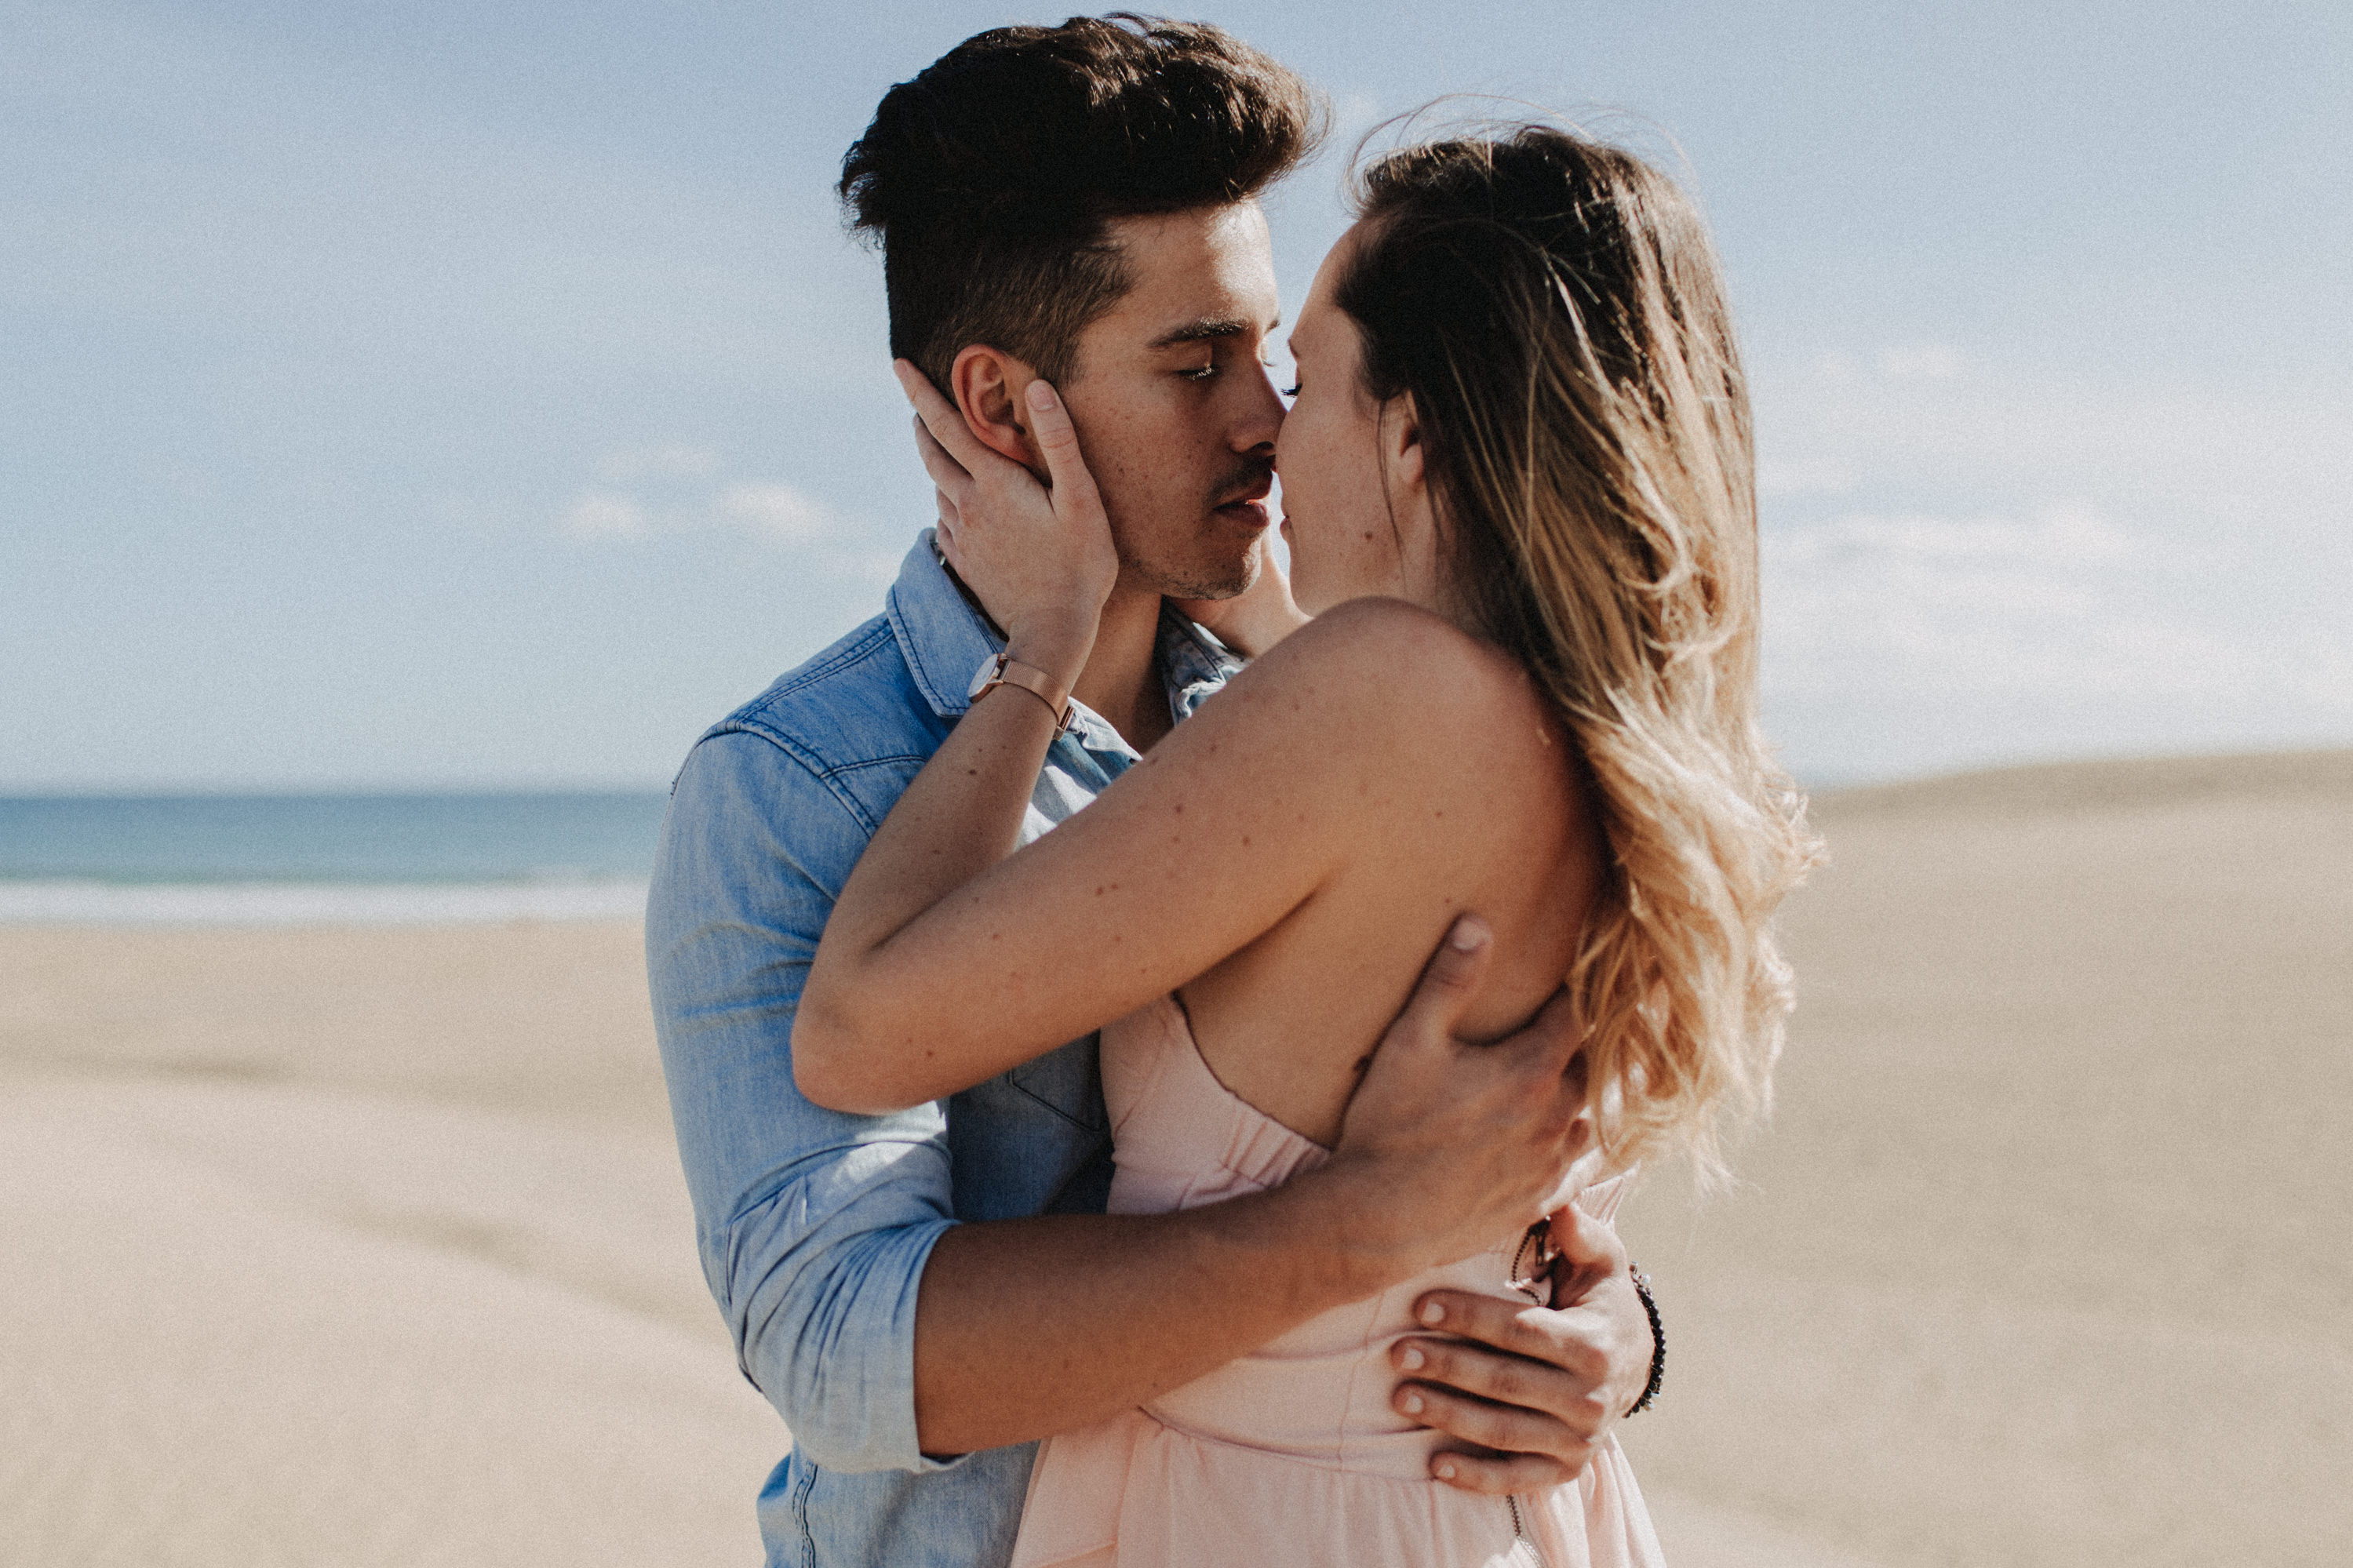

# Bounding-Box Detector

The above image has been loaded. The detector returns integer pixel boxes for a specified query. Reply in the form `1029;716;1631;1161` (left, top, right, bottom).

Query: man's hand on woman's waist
1390;1205;1655;1492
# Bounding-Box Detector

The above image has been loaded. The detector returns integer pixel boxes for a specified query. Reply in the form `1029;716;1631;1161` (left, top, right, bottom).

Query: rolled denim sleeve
647;727;956;1475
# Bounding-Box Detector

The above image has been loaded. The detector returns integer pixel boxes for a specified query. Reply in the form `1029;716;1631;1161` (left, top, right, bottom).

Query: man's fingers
1393;1335;1601;1432
933;490;963;562
911;415;974;503
1394;916;1494;1044
1548;1199;1627;1276
1022;380;1103;510
1395;1381;1586;1473
1428;1447;1586;1497
891;359;1001;475
1408;1290;1602;1378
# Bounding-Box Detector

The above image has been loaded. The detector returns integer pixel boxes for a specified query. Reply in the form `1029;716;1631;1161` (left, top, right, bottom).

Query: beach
4;750;2348;1566
1622;748;2353;1566
0;920;778;1566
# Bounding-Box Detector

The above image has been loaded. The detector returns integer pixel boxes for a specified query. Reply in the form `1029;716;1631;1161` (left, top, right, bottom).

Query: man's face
1056;202;1285;601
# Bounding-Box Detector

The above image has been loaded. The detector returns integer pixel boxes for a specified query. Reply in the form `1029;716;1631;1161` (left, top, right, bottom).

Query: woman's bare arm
796;598;1423;1112
796;368;1555;1115
795;369;1426;1115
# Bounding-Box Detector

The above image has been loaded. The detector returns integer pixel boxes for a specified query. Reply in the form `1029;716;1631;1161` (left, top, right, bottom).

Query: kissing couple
649;13;1814;1567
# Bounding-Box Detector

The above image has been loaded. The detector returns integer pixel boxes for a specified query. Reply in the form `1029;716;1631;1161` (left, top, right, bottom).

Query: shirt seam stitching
891;563;989;719
696;722;883;836
794;1455;818;1568
1003;1071;1109;1133
756;617;898;707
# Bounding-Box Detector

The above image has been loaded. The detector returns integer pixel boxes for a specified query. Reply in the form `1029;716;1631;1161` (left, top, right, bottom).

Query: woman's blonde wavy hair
1335;122;1821;1178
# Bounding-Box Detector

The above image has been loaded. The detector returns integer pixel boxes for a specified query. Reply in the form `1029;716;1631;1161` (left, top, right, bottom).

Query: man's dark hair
840;14;1321;391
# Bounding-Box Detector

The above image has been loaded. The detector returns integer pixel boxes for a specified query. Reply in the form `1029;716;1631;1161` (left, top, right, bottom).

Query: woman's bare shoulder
1230;596;1554;749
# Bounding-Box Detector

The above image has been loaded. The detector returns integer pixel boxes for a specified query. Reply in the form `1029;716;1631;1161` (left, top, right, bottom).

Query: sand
0;922;780;1566
1620;748;2353;1566
3;749;2348;1565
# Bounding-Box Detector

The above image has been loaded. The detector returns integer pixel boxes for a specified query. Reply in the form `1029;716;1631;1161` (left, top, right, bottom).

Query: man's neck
1071;581;1172;753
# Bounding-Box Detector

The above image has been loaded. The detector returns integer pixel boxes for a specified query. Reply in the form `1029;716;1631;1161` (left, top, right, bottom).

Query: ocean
0;793;670;925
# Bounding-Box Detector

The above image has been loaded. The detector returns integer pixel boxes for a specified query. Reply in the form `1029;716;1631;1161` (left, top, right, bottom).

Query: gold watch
967;653;1074;735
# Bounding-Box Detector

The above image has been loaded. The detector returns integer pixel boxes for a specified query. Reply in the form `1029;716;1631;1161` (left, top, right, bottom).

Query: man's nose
1230;361;1287;452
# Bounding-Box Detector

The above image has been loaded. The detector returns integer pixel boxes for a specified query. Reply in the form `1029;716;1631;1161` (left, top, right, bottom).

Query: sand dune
1619;748;2353;1566
2;749;2347;1565
1;922;778;1567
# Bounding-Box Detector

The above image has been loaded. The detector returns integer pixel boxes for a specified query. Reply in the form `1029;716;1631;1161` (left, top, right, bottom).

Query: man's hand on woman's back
1323;914;1596;1279
1324;912;1655;1487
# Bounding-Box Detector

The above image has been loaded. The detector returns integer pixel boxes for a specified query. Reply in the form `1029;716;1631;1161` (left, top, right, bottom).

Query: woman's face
1274;222;1427;616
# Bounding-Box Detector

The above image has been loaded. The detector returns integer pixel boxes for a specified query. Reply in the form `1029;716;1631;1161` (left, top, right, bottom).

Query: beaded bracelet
1624;1265;1665;1415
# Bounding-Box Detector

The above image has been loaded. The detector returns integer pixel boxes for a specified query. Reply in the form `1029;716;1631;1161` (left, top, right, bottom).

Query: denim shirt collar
883;529;1243;759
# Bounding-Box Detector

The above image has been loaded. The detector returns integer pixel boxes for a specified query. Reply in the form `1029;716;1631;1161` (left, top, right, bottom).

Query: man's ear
949;344;1044;470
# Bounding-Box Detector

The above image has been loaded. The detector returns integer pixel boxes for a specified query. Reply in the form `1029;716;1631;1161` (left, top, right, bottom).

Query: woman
797;124;1816;1566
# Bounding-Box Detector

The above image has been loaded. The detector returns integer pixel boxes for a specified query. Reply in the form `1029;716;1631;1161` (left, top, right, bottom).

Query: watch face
967;653;1005;700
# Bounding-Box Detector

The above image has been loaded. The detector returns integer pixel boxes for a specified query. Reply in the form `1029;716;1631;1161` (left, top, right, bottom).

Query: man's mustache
1211;459;1276;508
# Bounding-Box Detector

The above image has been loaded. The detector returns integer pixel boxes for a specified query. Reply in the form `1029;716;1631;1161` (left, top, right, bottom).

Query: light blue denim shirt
647;531;1240;1568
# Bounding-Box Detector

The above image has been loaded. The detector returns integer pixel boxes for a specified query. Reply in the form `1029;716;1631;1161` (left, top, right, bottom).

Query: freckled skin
934;204;1288;751
1058;205;1287;606
791;201;1644;1487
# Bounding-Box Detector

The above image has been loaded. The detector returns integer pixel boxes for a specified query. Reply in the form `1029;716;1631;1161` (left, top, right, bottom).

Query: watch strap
971;655;1074;734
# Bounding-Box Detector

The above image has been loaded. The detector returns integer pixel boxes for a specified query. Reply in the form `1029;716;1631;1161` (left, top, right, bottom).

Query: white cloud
1757;353;2353;533
553;464;894;580
1761;505;2132;689
1331;89;1386;138
562;488;650;538
1737;343;2353;775
1770;504;2130;569
826;544;907;588
717;482;836;542
1760;500;2352;737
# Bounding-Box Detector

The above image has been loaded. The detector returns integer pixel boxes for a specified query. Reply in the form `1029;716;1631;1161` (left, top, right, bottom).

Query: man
647;17;1658;1566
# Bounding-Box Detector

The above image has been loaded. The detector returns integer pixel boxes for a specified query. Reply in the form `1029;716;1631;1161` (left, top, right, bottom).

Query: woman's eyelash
1282;383;1302;397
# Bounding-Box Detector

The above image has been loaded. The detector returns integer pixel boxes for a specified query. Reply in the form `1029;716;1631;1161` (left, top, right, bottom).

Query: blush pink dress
1008;995;1666;1568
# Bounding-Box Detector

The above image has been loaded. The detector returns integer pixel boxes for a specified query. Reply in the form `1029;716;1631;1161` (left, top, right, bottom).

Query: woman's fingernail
1448;918;1485;951
1399;1346;1425;1371
1026;380;1058;412
1420;1300;1445;1326
1400;1392;1423;1415
1435;1460;1457;1480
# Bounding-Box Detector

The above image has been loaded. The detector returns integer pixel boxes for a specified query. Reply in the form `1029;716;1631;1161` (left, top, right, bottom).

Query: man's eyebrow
1148;315;1280;350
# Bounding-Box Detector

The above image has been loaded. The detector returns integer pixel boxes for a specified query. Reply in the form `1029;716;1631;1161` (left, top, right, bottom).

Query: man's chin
1125;541;1251;602
1153;561;1257;604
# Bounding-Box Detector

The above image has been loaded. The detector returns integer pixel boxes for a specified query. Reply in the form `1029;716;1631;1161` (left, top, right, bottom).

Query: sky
4;0;2348;791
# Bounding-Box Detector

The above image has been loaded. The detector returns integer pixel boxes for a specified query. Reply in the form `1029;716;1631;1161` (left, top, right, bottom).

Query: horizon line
4;740;2348;803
